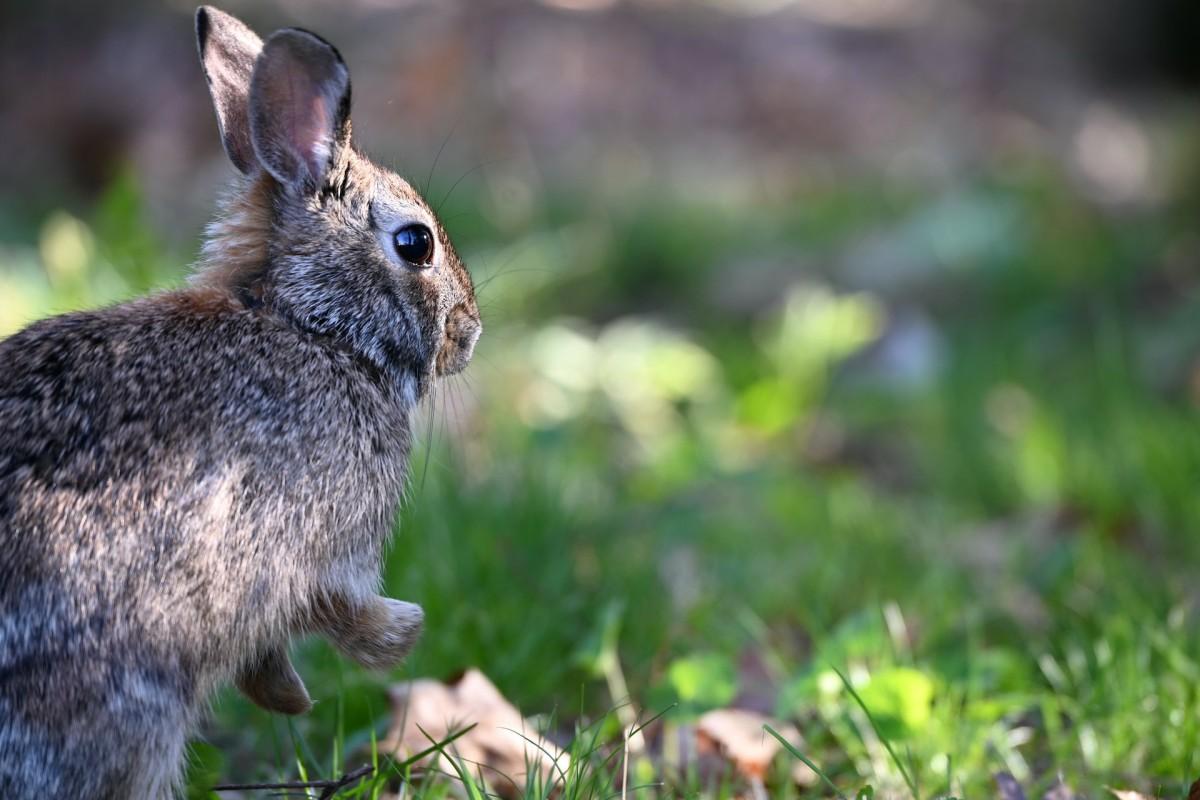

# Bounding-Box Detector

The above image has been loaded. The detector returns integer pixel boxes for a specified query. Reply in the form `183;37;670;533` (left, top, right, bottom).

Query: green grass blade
763;723;845;800
831;667;920;799
499;725;571;792
369;725;382;800
287;718;318;797
413;723;487;800
391;722;479;770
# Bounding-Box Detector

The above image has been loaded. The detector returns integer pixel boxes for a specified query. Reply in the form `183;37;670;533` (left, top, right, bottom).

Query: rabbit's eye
393;224;434;266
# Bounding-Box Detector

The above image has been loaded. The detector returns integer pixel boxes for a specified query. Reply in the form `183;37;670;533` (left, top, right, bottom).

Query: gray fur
197;7;263;175
0;7;480;797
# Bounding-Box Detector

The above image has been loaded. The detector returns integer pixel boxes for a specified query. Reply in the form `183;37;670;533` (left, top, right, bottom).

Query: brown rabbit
0;7;480;797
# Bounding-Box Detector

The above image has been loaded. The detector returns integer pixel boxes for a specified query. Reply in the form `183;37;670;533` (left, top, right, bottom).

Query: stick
212;763;375;797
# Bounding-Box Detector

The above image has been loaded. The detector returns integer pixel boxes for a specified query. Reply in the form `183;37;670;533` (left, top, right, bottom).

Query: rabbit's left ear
196;6;263;175
249;28;351;193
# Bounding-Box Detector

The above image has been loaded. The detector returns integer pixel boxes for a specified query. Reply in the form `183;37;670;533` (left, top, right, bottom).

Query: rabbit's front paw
236;645;312;715
327;596;424;671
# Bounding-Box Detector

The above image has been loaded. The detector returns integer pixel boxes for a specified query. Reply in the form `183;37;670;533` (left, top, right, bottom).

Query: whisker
473;265;555;296
442;383;458;440
418;378;440;493
424;121;458;198
469;241;538;289
433;212;476;225
455;372;483;411
434;158;507;216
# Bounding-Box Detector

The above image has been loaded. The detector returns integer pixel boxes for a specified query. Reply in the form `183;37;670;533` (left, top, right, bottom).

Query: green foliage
0;169;182;334
663;654;738;715
4;149;1199;798
848;667;935;740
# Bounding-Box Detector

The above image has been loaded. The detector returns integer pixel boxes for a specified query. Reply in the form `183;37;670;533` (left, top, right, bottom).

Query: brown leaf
1108;789;1160;800
1189;778;1200;800
382;669;567;799
695;708;807;782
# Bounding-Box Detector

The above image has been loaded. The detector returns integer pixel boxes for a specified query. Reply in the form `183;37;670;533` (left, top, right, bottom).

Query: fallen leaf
1108;789;1160;800
382;669;567;799
695;708;810;784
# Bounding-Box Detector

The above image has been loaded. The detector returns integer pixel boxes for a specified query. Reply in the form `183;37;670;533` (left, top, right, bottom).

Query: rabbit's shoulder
0;289;409;489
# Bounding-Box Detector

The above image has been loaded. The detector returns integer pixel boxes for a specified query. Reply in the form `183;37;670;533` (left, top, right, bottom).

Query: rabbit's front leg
318;593;424;671
236;644;313;715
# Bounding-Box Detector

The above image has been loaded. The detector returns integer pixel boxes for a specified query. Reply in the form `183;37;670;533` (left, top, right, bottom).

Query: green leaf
183;740;225;799
855;666;935;738
572;600;624;679
666;653;737;712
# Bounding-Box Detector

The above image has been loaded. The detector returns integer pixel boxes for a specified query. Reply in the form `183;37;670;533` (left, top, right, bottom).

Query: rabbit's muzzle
435;303;481;377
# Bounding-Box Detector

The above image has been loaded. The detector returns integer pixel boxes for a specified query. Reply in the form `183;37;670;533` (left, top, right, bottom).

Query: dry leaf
1108;789;1160;800
695;708;808;783
382;668;567;799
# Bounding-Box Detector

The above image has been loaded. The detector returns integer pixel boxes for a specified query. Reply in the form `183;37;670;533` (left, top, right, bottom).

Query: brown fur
193;173;274;294
0;8;481;797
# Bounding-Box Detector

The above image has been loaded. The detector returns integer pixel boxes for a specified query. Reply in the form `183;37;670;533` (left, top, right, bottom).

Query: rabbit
0;6;481;798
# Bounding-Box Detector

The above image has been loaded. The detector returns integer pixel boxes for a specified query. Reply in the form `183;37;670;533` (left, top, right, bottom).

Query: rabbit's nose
434;303;481;377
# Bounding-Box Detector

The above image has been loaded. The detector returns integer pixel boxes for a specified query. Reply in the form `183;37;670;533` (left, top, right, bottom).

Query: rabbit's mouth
434;303;481;377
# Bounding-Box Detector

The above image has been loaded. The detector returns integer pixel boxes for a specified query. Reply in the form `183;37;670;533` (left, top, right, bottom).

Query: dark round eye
393;224;434;266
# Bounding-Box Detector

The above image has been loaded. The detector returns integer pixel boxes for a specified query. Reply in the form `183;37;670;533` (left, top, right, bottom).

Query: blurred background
3;0;1200;796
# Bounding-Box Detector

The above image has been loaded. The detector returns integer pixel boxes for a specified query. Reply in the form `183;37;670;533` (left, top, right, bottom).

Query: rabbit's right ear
196;6;263;174
247;29;351;194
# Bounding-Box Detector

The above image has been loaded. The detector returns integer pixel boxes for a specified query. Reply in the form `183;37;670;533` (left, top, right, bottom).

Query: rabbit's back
0;289;414;795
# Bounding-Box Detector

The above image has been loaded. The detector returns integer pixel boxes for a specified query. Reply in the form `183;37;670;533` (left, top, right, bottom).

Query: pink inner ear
277;56;332;182
251;31;348;187
294;92;331;180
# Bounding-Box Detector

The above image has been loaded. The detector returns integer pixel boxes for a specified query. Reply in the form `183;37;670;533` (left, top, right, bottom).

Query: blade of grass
499;724;568;786
831;667;920;799
333;668;346;778
630;703;677;738
369;725;382;800
764;723;846;800
287;718;318;799
414;723;487;800
390;723;479;771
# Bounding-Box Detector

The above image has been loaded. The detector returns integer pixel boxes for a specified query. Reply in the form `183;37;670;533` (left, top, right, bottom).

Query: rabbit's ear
248;29;351;193
196;6;263;175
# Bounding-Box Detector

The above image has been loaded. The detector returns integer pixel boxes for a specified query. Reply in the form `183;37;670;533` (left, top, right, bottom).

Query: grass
3;150;1200;798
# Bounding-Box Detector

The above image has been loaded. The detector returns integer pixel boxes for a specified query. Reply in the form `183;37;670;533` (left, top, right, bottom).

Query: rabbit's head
194;7;480;400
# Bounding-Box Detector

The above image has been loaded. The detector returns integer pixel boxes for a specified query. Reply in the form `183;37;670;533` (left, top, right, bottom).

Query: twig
212;763;374;798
